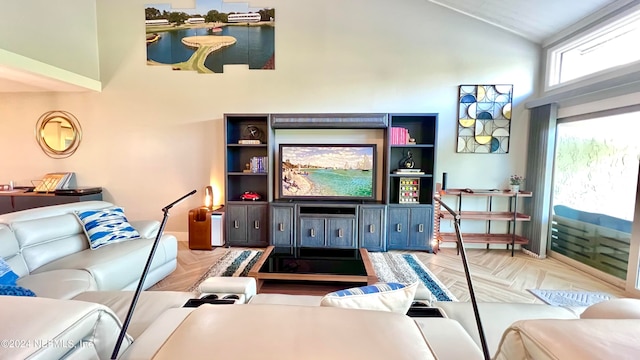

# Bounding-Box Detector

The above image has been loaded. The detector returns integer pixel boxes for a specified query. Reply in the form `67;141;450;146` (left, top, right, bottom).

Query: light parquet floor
150;240;630;303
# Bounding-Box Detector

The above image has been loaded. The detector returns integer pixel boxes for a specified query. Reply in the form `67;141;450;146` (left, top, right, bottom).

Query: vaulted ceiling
428;0;620;44
0;0;628;92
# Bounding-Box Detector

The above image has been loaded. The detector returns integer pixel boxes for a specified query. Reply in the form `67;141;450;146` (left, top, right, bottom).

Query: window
547;6;640;88
550;111;640;280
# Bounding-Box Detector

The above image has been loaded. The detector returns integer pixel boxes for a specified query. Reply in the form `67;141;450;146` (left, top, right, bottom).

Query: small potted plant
509;175;524;193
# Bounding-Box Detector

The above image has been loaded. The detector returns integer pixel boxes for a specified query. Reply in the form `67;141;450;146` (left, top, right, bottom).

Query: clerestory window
547;6;640;89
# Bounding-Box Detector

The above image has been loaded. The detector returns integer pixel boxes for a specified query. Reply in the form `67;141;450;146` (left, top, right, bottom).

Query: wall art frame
457;84;513;154
145;0;275;74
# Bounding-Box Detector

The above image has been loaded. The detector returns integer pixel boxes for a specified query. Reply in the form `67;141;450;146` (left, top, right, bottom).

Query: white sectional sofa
0;291;196;359
1;282;639;359
1;200;639;359
118;293;640;360
0;200;192;358
0;201;178;299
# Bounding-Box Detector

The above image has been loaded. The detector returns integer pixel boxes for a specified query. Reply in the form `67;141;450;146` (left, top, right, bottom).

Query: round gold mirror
35;110;82;158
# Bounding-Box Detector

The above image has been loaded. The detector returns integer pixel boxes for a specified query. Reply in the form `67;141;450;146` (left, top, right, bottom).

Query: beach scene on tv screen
281;146;374;198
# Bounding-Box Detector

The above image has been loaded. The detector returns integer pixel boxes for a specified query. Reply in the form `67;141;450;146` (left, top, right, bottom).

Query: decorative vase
510;184;520;193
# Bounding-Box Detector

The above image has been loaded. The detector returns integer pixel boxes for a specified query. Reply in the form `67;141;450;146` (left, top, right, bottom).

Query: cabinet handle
396;224;402;232
338;229;344;238
418;224;424;233
279;223;284;232
310;228;316;237
254;220;260;229
369;224;375;233
233;220;239;229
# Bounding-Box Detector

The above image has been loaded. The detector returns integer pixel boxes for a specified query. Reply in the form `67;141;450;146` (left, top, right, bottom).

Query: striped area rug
188;249;457;304
369;252;457;303
187;249;263;291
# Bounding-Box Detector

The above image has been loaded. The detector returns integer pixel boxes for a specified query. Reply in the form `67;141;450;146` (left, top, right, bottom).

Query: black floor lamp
438;198;491;360
111;190;196;359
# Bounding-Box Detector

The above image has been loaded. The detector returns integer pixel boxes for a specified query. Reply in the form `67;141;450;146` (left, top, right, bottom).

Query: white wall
0;0;100;80
0;0;540;231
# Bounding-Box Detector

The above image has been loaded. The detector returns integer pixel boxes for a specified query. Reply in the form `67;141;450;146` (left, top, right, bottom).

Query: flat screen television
279;144;376;201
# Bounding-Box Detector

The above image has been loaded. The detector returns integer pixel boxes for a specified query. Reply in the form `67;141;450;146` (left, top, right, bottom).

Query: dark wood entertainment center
224;113;438;252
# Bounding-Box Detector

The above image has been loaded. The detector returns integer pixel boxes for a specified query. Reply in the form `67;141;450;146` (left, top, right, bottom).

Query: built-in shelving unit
386;114;438;251
224;114;272;247
224;113;439;252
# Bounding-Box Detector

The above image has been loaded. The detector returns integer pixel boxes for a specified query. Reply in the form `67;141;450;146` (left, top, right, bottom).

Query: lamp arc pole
111;190;197;359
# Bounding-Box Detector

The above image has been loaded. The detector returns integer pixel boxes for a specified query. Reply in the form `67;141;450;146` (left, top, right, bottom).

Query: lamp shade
204;186;213;209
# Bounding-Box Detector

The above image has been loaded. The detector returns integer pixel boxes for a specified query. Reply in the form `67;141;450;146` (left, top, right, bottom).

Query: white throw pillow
74;207;141;250
320;282;418;314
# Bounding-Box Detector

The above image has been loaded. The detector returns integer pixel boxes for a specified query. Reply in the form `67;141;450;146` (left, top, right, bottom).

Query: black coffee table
248;246;377;292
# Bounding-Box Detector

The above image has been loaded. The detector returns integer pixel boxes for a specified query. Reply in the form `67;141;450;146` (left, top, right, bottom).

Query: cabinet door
226;205;248;245
247;205;268;246
0;196;13;214
299;218;325;247
408;206;433;251
271;205;294;247
327;218;356;249
359;206;386;251
387;207;409;250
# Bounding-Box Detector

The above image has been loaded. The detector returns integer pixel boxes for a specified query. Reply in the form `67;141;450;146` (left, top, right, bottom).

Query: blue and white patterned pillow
0;284;36;297
320;282;419;313
74;207;141;250
0;258;19;286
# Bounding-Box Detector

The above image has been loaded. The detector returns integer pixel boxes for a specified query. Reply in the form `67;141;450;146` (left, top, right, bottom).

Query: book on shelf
238;139;261;144
395;168;422;172
390;127;409;145
394;169;424;175
249;156;268;173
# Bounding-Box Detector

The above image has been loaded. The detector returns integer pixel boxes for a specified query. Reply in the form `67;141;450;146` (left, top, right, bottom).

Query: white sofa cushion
120;308;196;360
580;298;640;319
72;290;196;339
0;224;28;277
31;236;176;291
435;301;581;356
152;304;437;359
249;293;323;306
74;206;141;249
128;220;160;239
0;295;132;360
11;213;96;273
494;319;640;360
414;317;485;360
16;269;97;299
320;282;418;313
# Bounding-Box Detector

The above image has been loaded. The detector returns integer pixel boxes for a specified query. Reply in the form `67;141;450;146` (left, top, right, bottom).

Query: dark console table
0;190;102;215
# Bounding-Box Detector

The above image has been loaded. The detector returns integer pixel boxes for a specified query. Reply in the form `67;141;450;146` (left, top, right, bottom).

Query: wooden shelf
442;189;532;197
390;144;435;148
389;174;433;178
441;211;531;221
227;172;269;176
227;143;268;148
434;189;532;256
438;233;529;245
